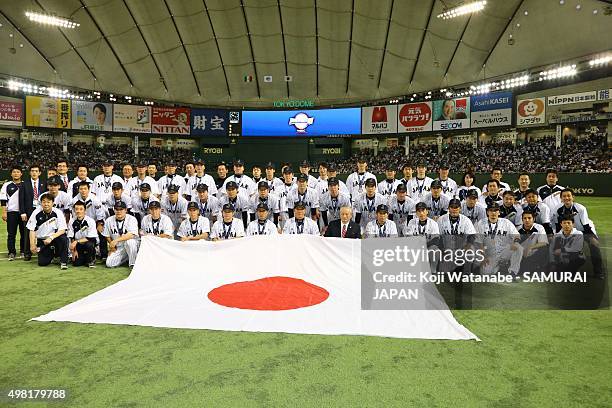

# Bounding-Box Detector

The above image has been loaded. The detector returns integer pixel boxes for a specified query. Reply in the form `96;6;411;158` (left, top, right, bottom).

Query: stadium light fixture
25;11;80;28
539;65;577;80
437;1;487;20
589;55;611;66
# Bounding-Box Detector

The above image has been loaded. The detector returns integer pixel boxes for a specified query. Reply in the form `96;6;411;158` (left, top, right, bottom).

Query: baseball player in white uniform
346;158;377;199
461;189;487;225
388;183;416;237
157;162;187;198
210;204;246;240
177;202;211;241
105;182;133;215
187;160;218;200
364;204;398;238
92;162;124;205
422;180;450;221
406;161;433;201
286;173;319;220
68;200;99;267
220;160;257;197
161;184;188;231
377;166;402;199
319;177;352;229
126;163;159;200
131;183;160;226
481;168;511;194
191;183;220;225
283;201;320;235
437;163;458;199
102;201;139;269
517;209;549;272
249;181;281;225
354;178;388;234
246;203;279;236
515;189;553;234
140;201;175;239
217;181;250;227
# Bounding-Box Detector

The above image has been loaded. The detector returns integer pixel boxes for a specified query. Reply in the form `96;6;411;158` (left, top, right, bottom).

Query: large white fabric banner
32;236;478;340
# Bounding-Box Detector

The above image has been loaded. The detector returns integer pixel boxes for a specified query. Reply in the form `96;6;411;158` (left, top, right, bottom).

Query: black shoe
89;260;96;268
8;253;15;261
24;254;31;261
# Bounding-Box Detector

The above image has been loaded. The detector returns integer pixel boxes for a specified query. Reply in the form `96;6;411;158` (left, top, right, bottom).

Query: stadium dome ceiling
0;0;610;108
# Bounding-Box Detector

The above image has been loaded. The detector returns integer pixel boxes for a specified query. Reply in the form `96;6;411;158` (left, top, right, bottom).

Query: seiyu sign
470;92;512;128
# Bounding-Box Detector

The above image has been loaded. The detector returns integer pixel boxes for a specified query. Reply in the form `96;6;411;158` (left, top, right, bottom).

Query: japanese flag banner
32;236;477;341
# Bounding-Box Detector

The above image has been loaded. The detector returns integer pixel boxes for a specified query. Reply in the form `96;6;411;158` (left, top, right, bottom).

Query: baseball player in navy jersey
406;161;433;201
388;183;415;236
481;168;511;194
1;166;24;260
126;163;159;200
499;191;521;226
422;180;449;220
192;183;220;224
103;201;139;268
354;178;388;233
461;189;487;225
537;169;564;201
106;182;132;216
220;160;257;198
320;177;352;229
161;185;188;231
218;181;250;227
68;200;98;267
157;162;187;198
287;173;319;220
346;158;377;199
479;179;504;208
26;194;69;269
92;161;124;204
261;162;284;195
475;203;523;278
365;204;398;238
249;181;280;225
131;183;159;226
67;164;93;198
437;163;458;199
283;201;320;235
515;189;553;234
71;181;108;260
377;165;402;199
210;204;245;240
551;189;603;278
246;203;279;236
140;201;174;239
399;163;413;186
177;202;210;241
517;209;549;272
326;164;350;195
187;160;218;200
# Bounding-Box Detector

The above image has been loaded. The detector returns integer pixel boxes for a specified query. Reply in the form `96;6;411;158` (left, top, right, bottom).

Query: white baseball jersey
388;196;416;235
543;191;563;212
301;174;318;189
437;214;476;235
259;177;285;195
551;202;597;235
422;193;450;219
102;214;139;241
140;214;174;237
460;201;487;224
516;203;551;227
475;218;519;254
67;177;93;198
67;215;98;240
377;179;402;198
218;194;251;220
0;181;21;212
354;192;388;230
105;193;133;212
177;216;211;239
364;219;398;238
404;218;440;236
346;172;377;198
131;195;160;218
479;193;503;208
406;177;433;201
157;174;187;197
246;219;279;236
71;193;107;222
40;191;72;213
282;217;320;235
436;177;458;199
92;174;124;204
126;176;160;199
517;222;548;252
286;188;319;213
210;219;245;240
191;195;221;223
161;196;189;229
277;182;296;212
316;177;349;197
220;174;257;197
26;207;67;239
457;186;482;201
249;193;281;216
319;192;352;223
187;173;218;198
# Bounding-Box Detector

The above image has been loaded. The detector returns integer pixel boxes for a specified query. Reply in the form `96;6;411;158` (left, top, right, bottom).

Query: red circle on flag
207;276;329;311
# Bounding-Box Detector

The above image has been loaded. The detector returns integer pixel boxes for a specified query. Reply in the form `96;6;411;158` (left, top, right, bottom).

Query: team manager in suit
324;206;361;239
19;164;47;260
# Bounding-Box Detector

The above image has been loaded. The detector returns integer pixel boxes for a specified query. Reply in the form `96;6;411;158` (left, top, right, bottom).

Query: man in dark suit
324;206;361;239
19;164;46;260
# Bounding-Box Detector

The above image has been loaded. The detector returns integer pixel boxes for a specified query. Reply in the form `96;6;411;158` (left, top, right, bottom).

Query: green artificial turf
0;197;610;407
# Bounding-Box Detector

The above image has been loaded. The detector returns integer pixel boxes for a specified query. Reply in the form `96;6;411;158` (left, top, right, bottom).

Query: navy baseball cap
384;164;396;171
46;176;61;186
430;180;443;189
415;160;426;167
226;181;238;190
487;202;501;211
396;184;407;192
524;188;538;197
415;202;428;211
113;200;127;210
376;204;389;213
137;163;147;168
439;163;450;170
222;203;234;212
327;164;337;172
166;161;177;167
196;184;208;192
167;185;180;193
448;198;461;208
327;177;339;186
466;189;479;198
233;159;244;167
282;167;293;175
294;201;306;209
187;202;199;210
149;201;161;209
195;160;205;166
102;161;113;166
112;182;123;190
265;162;275;169
299;160;310;167
258;181;270;190
365;178;377;187
402;163;413;169
297;174;308;182
139;183;151;191
256;203;269;211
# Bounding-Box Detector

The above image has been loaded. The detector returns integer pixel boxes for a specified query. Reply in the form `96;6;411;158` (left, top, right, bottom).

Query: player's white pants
106;239;139;268
481;244;524;275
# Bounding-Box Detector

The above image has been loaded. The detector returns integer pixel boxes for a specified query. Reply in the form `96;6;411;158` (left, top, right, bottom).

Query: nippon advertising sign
152;107;190;135
241;108;361;136
470;92;512;128
361;105;397;134
190;109;229;136
397;102;433;132
516;98;546;127
432;97;470;131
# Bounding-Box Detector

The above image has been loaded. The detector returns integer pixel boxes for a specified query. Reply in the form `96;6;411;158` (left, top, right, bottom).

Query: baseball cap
365;178;377;187
282;167;294;175
415;202;428;211
327;164;337;172
137;162;147;168
113;200;127;210
396;184;407;192
299;160;310;167
196;184;208;192
466;189;479;198
376;204;389;213
139;183;151;191
430;180;443;189
233;159;244;167
102;160;113;166
46;176;61;186
112;182;123;190
187;202;199;210
524;188;538;196
327;177;339;186
222;203;234;212
384;164;396;171
402;163;413;170
195;160;204;166
167;185;179;193
294;201;307;209
297;174;308;182
166;161;177;167
265;162;275;169
415;160;426;167
439;162;450;170
487;202;501;211
256;202;269;211
225;181;238;190
258;181;269;190
148;201;161;209
448;198;461;208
